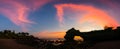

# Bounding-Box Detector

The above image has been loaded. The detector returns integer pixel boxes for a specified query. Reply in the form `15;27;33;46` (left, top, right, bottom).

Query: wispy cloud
54;4;119;30
0;0;52;31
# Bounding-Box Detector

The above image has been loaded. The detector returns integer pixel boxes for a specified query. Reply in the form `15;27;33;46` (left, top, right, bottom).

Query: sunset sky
0;0;120;39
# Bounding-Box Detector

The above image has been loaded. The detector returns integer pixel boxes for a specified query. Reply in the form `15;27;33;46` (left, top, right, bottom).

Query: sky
0;0;120;39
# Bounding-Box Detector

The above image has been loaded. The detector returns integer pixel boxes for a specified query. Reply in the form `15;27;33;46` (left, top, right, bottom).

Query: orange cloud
0;0;52;31
55;4;119;30
34;31;66;39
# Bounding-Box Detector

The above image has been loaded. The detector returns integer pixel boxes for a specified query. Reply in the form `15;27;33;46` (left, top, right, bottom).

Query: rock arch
64;27;120;42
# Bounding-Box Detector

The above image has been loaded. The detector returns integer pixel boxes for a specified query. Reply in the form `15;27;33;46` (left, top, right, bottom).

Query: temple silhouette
64;27;120;42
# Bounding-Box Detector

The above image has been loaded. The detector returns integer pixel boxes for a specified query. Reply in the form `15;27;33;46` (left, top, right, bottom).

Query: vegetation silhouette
0;30;40;48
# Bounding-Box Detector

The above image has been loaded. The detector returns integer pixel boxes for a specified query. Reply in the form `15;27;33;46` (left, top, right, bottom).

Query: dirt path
0;39;35;49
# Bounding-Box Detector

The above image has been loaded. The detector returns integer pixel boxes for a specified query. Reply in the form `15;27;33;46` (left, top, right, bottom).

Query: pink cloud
54;4;119;30
0;0;52;31
54;5;64;26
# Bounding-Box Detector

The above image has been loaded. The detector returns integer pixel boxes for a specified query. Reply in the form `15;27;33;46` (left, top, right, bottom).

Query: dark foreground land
1;27;120;49
0;39;120;49
0;39;35;49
